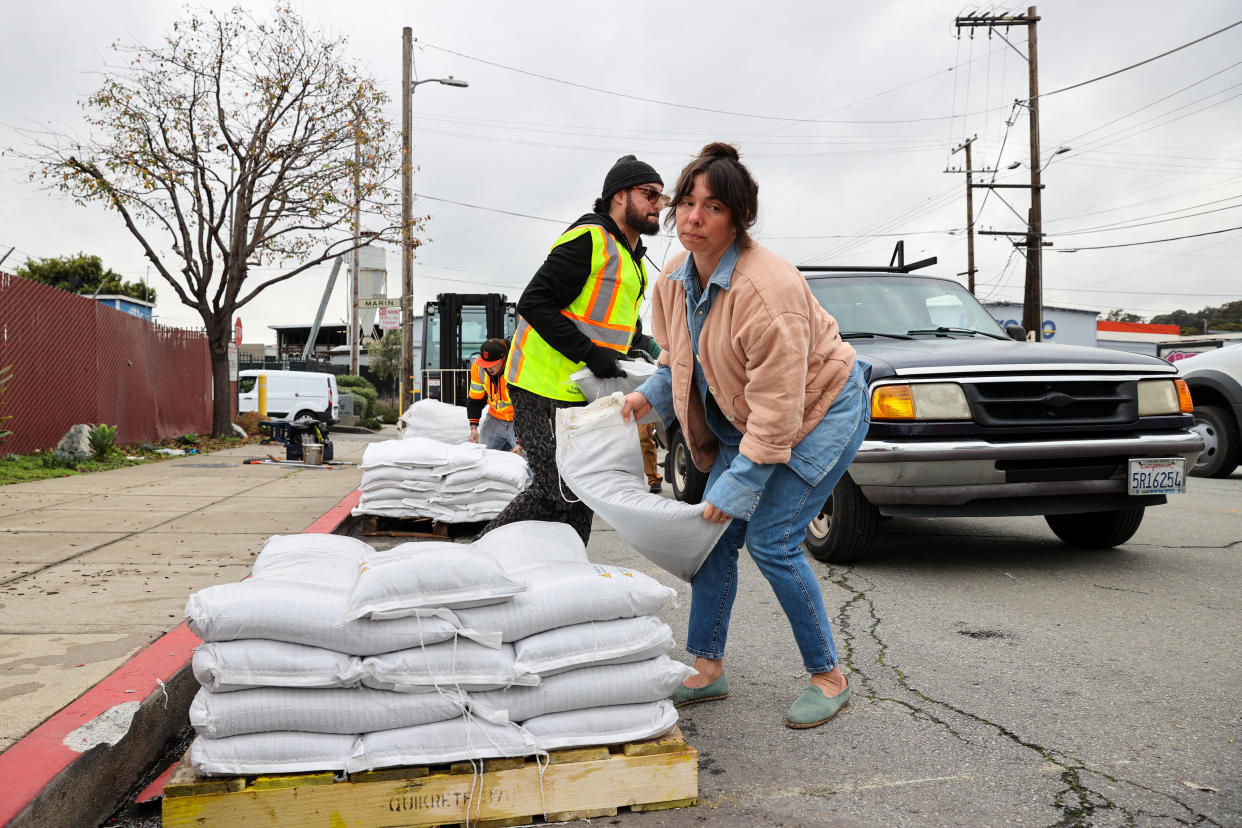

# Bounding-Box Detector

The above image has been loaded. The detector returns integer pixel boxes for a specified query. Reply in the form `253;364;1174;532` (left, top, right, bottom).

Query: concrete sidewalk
0;428;388;827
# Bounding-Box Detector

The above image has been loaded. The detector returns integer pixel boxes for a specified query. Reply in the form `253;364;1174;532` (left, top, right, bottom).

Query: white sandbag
511;616;674;677
360;437;466;470
441;451;531;491
522;700;678;750
472;656;692;723
398;488;516;507
454;562;676;642
186;580;500;656
189;686;466;738
191;731;358;776
344;543;526;621
352;715;536;772
359;466;433;491
570;360;660;417
251;534;373;584
351;499;422;519
192;640;363;693
397;497;512;523
397;399;472;444
556;394;727;582
362;641;538;692
404;478;520;497
472;521;589;574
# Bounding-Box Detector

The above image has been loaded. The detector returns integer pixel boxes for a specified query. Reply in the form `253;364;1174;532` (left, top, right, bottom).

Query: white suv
1177;344;1242;477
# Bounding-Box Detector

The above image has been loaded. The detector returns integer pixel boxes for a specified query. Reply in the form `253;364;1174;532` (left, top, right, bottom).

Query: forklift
421;293;516;405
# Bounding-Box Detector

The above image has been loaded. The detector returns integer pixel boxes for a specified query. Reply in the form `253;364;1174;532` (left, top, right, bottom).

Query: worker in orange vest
467;338;518;452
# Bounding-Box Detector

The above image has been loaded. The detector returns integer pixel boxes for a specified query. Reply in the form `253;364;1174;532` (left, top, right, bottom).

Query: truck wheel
1044;506;1145;548
292;409;315;423
665;427;708;504
803;475;879;564
1190;404;1240;478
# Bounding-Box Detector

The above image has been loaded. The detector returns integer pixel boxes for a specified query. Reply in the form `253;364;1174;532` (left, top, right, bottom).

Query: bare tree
20;7;416;435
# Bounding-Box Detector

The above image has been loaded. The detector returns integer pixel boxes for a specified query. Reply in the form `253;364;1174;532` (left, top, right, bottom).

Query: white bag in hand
570;359;660;424
555;395;727;581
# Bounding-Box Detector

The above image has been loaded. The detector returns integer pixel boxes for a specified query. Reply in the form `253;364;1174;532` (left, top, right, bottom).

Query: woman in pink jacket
622;143;869;728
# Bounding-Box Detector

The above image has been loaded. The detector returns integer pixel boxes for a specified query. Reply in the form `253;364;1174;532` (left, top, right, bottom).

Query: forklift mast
421;293;516;405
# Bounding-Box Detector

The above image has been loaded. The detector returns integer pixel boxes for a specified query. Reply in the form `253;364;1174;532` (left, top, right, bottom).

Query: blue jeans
686;367;869;673
479;415;517;452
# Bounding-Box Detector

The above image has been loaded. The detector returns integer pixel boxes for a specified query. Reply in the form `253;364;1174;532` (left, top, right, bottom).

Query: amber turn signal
1175;378;1193;413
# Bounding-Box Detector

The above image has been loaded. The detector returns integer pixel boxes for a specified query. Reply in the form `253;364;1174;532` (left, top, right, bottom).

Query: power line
416;194;569;225
1050;199;1242;237
416;40;1010;126
1056;224;1242;251
1038;18;1242;98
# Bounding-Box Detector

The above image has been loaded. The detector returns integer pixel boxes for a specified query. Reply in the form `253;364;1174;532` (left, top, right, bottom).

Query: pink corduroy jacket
651;245;856;473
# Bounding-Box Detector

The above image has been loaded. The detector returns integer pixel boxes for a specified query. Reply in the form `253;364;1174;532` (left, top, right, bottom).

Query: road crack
826;566;1221;827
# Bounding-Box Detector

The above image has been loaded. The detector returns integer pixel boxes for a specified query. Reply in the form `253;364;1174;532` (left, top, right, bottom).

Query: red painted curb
0;487;362;825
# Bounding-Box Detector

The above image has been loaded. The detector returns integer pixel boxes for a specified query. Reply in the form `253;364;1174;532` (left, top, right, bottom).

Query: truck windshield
808;276;1005;338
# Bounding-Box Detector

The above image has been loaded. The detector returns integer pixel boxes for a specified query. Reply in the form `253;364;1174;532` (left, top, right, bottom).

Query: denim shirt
638;245;868;520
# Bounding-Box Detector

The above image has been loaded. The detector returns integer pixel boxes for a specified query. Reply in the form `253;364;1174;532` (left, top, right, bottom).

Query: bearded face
624;190;663;236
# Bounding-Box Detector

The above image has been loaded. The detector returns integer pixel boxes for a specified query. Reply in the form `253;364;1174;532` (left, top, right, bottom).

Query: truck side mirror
1005;324;1026;341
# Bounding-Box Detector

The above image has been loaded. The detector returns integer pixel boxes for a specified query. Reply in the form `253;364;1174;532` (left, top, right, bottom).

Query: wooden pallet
161;726;696;827
361;514;487;539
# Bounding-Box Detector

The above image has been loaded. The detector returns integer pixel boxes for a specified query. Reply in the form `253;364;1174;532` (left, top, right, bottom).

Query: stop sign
234;318;243;347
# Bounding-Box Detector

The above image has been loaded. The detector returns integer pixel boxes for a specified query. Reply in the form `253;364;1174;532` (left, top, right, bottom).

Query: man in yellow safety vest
481;155;668;544
467;338;517;452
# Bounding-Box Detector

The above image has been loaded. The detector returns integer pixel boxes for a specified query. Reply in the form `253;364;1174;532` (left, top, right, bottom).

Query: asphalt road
107;466;1240;827
580;469;1241;827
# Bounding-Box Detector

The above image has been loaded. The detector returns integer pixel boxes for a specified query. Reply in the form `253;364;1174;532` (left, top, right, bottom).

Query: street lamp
401;29;469;412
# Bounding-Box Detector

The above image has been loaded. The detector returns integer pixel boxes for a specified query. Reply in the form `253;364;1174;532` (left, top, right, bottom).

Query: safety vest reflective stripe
505;322;532;387
504;223;645;401
559;310;634;350
583;230;621;321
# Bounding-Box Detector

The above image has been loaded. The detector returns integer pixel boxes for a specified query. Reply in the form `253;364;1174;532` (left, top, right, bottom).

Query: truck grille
964;379;1136;427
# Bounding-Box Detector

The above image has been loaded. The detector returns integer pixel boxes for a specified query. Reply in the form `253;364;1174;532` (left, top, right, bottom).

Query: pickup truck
662;257;1204;563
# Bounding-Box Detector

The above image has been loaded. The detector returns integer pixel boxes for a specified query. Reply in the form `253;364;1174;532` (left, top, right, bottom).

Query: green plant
368;330;401;382
178;432;199;446
360;416;382;430
338;374;379;420
373;401;398;424
0;365;12;446
87;423;118;459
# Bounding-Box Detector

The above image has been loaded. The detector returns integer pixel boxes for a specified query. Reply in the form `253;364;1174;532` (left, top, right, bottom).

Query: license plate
1127;457;1185;495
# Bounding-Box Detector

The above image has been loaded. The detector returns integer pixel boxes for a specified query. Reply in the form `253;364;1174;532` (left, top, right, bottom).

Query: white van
238;370;340;425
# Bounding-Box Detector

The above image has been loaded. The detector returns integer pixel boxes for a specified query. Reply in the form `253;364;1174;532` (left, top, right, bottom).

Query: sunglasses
633;186;672;209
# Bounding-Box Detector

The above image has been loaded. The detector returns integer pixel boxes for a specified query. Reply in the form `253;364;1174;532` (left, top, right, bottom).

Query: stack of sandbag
352;437;531;522
185;522;689;776
397;398;471;443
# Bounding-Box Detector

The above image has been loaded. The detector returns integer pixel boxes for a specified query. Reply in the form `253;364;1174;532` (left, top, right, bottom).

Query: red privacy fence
0;272;214;455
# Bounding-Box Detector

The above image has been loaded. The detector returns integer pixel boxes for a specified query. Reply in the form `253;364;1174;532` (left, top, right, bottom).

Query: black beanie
601;155;663;200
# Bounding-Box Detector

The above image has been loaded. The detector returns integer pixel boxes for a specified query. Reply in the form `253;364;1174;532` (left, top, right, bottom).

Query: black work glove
584;346;625;379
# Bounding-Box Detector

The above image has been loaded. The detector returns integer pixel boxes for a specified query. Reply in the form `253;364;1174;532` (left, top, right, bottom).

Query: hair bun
700;142;740;161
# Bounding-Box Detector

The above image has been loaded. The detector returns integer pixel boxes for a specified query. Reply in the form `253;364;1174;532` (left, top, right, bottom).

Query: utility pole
351;104;362;375
947;136;986;294
400;27;414;412
955;6;1046;339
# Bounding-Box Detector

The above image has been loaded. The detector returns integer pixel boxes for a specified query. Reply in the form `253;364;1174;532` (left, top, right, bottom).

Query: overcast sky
3;1;1240;343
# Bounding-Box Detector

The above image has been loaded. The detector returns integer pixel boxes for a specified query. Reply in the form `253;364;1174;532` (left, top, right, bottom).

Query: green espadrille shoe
670;673;728;707
784;680;851;728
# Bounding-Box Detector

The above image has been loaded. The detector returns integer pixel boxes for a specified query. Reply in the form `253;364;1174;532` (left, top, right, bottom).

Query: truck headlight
1137;379;1189;415
872;383;971;420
